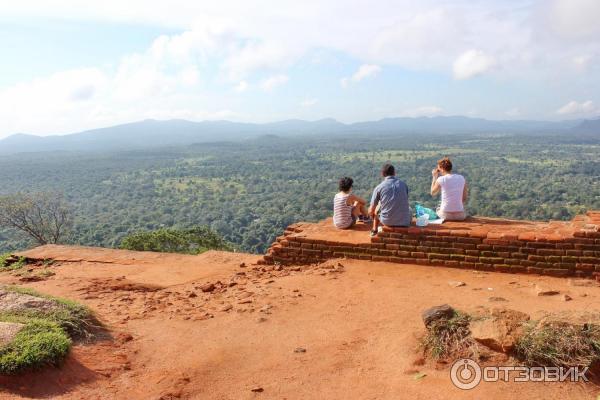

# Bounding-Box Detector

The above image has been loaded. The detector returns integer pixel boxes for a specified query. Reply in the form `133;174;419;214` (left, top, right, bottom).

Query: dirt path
1;245;599;399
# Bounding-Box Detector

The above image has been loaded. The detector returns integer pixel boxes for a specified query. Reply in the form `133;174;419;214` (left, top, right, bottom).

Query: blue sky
0;0;599;137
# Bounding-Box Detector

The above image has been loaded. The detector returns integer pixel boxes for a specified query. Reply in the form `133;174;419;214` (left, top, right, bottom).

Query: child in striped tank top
333;177;370;229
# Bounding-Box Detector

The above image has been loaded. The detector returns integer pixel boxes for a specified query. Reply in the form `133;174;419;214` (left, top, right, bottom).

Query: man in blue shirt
368;163;411;236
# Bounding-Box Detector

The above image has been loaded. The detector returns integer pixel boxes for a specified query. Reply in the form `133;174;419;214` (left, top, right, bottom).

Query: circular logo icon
450;358;482;390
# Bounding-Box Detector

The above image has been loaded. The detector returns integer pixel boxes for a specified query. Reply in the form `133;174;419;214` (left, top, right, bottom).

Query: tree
119;226;233;254
0;192;73;245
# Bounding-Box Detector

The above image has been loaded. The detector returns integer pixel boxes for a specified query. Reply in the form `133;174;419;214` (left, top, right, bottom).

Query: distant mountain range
0;116;597;155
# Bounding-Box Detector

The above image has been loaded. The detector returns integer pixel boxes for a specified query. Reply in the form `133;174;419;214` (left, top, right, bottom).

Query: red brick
480;257;505;264
302;248;322;256
580;257;600;264
494;264;511;273
428;253;451;260
527;255;546;262
372;256;391;262
444;260;460;268
544;269;571;277
537;248;565;256
509;265;527;273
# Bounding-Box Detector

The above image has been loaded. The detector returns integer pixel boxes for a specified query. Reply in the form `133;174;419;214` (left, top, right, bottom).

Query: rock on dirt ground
469;308;530;353
0;322;24;347
0;287;58;313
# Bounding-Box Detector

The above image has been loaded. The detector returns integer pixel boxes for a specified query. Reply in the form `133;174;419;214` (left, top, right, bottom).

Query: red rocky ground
0;244;599;399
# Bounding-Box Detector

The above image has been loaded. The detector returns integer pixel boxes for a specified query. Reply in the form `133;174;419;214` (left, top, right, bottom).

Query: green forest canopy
0;131;598;254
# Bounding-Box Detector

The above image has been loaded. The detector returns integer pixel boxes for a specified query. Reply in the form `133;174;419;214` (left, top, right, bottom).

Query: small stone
220;304;233;312
256;317;268;323
116;332;134;343
239;262;247;268
488;297;508;302
188;292;197;298
448;281;466;288
200;283;216;293
535;285;559;296
568;279;598;287
294;347;306;353
421;304;455;327
251;387;264;393
238;299;253;304
0;322;25;347
562;294;573;302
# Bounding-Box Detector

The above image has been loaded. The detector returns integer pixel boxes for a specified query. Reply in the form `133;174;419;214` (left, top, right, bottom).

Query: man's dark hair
381;163;395;177
338;177;353;192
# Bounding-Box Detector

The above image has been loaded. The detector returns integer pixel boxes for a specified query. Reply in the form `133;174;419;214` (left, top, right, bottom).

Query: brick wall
259;211;600;278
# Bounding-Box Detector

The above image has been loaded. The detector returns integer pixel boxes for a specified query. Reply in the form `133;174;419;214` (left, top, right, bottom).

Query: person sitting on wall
430;157;468;221
369;163;411;236
332;177;370;229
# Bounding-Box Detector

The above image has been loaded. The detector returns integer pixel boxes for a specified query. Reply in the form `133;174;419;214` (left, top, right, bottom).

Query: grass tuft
421;311;476;360
515;321;600;368
0;254;26;271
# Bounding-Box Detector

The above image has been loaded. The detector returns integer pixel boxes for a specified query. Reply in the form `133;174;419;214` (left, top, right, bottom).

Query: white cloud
300;98;318;107
556;100;597;115
399;106;444;117
1;1;600;134
452;50;496;80
0;68;109;134
234;81;248;92
572;55;592;71
505;108;521;117
259;74;289;91
547;0;600;39
341;64;381;88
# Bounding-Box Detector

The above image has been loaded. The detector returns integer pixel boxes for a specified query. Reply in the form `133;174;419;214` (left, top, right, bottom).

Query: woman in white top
333;177;370;229
430;157;468;221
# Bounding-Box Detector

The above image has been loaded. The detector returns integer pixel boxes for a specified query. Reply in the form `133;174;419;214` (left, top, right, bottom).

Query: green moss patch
0;286;100;374
0;319;70;374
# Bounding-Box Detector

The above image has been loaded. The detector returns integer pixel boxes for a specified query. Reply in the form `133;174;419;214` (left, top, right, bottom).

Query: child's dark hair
338;177;353;192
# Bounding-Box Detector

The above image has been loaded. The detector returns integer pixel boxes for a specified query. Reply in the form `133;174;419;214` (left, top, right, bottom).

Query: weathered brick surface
259;212;600;277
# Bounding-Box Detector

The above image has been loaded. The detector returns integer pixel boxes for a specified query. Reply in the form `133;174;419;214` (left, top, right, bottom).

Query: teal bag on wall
414;202;439;220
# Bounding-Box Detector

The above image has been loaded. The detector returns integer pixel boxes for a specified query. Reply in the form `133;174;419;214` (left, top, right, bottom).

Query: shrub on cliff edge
119;226;233;254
